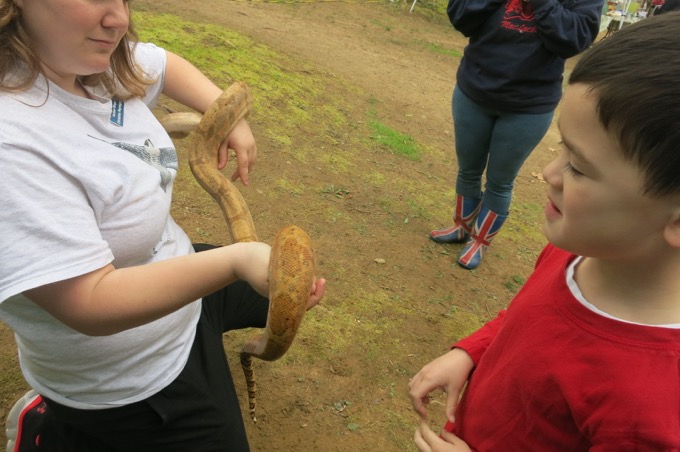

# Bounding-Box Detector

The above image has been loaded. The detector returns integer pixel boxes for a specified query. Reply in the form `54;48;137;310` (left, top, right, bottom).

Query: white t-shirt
0;43;201;409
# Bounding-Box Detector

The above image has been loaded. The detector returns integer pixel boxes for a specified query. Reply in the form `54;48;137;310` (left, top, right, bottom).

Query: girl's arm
25;242;271;336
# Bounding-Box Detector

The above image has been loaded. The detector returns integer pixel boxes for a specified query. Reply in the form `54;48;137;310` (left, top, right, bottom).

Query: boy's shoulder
534;243;574;269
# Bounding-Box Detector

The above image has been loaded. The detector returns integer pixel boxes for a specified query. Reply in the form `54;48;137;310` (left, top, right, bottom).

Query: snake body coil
162;81;316;422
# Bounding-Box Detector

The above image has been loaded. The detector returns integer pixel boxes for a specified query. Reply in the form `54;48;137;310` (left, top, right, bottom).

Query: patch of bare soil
0;1;588;450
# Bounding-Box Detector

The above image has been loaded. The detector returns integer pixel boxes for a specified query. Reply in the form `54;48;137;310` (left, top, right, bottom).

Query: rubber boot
429;194;483;244
457;206;507;270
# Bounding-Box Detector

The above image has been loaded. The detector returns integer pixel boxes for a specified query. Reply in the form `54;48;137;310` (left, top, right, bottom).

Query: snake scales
160;81;316;422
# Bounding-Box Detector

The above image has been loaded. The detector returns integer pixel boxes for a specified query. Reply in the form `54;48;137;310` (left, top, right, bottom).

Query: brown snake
160;81;317;422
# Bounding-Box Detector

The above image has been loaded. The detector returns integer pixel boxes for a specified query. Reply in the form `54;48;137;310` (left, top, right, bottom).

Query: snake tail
240;353;258;423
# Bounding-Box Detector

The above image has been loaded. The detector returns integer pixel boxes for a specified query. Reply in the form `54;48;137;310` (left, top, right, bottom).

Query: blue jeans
452;86;554;215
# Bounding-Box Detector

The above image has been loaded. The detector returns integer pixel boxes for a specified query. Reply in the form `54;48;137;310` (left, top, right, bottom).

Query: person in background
429;0;603;269
656;0;680;13
649;0;665;14
410;13;680;450
0;0;325;450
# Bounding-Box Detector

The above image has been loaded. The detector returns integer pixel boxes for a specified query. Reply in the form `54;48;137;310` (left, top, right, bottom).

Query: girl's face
17;0;129;89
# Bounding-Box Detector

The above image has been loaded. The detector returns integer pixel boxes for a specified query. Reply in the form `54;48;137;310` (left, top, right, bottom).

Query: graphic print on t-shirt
502;0;536;32
90;136;178;191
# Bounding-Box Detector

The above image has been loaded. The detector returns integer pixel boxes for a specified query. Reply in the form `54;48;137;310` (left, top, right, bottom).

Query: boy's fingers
445;389;459;423
407;376;430;419
439;428;472;451
413;422;433;452
412;404;427;420
440;429;457;442
420;421;438;440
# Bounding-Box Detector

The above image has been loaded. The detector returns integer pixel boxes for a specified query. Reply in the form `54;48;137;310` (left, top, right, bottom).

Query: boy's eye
563;161;584;177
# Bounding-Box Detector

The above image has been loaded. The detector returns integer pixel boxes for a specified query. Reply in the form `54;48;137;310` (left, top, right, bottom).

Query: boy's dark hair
569;12;680;198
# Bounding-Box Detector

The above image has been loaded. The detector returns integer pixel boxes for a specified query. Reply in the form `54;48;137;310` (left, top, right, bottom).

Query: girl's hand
306;278;327;310
218;119;257;186
233;242;326;310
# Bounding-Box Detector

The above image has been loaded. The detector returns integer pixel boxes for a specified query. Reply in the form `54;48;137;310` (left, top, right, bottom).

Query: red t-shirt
445;244;680;451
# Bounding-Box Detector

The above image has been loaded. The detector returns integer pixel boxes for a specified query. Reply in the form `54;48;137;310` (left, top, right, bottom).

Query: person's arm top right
531;0;604;58
447;0;506;36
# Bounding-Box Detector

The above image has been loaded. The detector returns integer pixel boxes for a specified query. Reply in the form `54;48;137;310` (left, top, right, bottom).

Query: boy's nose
542;156;563;189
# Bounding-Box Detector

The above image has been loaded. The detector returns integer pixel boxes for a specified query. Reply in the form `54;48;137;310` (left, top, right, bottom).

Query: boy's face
541;83;672;261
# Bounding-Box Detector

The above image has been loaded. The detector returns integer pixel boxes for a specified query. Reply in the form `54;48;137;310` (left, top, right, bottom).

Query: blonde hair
0;0;152;99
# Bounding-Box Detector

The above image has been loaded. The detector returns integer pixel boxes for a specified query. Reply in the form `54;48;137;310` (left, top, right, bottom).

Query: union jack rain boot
429;194;483;244
457;206;507;270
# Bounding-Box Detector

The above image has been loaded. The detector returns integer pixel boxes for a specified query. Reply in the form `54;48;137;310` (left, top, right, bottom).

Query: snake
159;81;317;422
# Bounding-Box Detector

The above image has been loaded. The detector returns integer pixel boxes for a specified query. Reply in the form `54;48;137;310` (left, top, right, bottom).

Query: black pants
37;244;269;452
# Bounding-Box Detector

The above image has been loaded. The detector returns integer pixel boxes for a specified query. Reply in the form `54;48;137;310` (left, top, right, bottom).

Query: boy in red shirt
409;12;680;451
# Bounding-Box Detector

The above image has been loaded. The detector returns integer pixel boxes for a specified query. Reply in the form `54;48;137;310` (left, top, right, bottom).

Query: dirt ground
0;1;591;450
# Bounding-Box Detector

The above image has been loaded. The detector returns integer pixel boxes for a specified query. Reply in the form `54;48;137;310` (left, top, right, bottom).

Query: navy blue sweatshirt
448;0;603;113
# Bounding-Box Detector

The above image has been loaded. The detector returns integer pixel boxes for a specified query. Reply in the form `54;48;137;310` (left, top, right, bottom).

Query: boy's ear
664;206;680;249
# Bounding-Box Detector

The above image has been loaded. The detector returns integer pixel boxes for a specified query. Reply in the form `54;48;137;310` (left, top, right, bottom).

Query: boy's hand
414;421;471;452
408;348;474;423
217;118;257;186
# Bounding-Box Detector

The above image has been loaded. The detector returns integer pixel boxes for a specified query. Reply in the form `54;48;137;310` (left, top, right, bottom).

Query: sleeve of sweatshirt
452;309;507;365
447;0;507;36
531;0;604;58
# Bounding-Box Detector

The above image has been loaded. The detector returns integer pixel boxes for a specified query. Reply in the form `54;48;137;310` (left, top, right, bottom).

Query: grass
136;9;422;167
369;120;421;160
135;12;323;147
321;185;352;199
363;96;421;160
421;41;462;58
